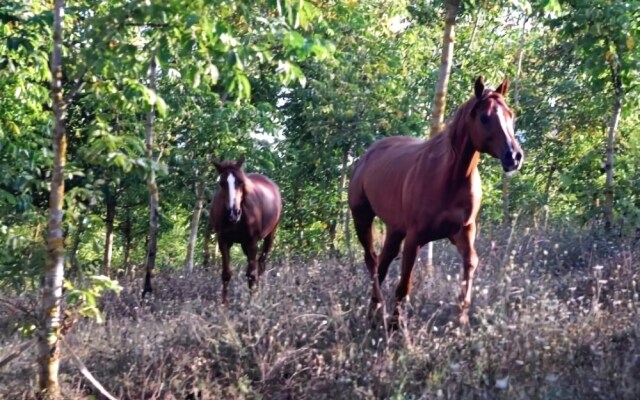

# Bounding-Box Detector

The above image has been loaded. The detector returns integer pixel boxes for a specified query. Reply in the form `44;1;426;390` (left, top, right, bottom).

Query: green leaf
156;96;167;117
284;31;305;49
206;63;219;84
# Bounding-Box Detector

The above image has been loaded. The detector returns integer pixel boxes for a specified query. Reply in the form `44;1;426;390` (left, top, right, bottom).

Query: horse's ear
213;160;223;172
236;155;245;169
496;77;510;96
474;76;485;99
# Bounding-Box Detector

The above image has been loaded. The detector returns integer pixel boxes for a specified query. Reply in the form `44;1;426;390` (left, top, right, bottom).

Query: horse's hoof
458;308;471;327
367;302;383;328
388;317;400;332
221;291;229;308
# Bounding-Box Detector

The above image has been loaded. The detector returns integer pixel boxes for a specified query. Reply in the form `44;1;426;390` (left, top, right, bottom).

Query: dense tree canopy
1;0;639;397
1;0;638;283
1;0;639;285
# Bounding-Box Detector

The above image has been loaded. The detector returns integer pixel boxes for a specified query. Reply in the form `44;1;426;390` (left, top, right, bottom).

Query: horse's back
349;136;425;215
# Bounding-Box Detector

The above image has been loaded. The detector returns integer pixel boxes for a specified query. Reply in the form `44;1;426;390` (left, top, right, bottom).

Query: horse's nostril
515;152;523;161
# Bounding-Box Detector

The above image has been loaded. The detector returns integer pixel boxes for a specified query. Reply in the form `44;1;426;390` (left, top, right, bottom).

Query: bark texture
185;182;205;274
426;0;460;270
38;0;66;397
429;0;461;137
142;55;159;297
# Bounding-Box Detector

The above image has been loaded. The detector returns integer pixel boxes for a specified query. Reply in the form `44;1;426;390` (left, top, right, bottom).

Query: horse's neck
445;124;480;181
241;178;257;206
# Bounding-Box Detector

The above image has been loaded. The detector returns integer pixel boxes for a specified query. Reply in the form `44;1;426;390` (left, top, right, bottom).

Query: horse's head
468;76;524;173
213;155;247;223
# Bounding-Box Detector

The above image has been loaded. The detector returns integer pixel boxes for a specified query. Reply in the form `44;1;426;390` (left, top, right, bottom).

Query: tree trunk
142;55;159;297
202;199;214;269
122;207;132;276
338;147;352;262
467;7;481;53
185;182;205;274
502;15;528;224
603;56;622;231
426;0;460;271
501;175;511;223
38;0;65;397
328;220;338;257
429;0;460;137
102;185;116;277
68;217;85;278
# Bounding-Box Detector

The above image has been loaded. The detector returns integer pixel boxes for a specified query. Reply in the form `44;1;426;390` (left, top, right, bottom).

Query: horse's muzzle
229;208;242;222
501;150;524;173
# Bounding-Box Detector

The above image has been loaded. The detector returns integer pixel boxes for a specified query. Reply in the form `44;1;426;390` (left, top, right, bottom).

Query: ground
1;226;639;399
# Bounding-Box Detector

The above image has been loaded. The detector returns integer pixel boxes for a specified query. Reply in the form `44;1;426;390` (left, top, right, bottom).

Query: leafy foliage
0;0;639;284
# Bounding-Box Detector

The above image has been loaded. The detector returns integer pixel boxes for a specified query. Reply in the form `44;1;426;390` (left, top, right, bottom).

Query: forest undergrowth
1;226;639;399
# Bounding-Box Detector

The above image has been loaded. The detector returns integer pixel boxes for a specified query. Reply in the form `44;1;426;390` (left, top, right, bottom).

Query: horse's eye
480;114;490;125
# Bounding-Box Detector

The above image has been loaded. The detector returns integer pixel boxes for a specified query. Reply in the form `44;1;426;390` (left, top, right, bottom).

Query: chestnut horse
210;156;282;306
348;76;523;328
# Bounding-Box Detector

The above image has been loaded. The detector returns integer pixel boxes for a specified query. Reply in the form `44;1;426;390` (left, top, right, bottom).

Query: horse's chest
215;220;251;241
413;185;480;240
216;213;264;243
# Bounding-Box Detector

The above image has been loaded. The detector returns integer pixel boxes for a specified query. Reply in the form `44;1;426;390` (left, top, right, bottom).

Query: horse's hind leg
241;240;260;292
351;202;382;319
258;228;277;275
219;240;232;307
377;230;405;284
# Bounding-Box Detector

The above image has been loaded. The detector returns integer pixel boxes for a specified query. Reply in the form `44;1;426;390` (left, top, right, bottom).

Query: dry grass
1;226;639;399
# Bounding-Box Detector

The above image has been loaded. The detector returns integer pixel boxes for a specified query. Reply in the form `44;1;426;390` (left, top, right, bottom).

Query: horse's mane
437;89;506;158
422;95;477;160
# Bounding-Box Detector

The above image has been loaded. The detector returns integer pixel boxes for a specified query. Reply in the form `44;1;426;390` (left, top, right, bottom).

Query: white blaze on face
227;173;236;210
496;106;514;136
496;106;515;151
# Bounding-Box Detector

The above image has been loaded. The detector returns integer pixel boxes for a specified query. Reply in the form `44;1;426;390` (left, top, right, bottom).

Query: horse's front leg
391;233;420;330
241;241;259;292
451;223;478;325
258;228;277;275
219;240;232;307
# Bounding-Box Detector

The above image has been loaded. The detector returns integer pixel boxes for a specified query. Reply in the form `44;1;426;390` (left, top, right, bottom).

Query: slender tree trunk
122;207;132;276
426;0;460;271
338;147;352;262
185;182;205;274
38;1;65;397
502;15;529;224
142;55;159;297
429;0;460;137
202;200;214;269
103;185;116;277
603;56;622;231
467;8;481;52
501;175;511;223
68;217;85;278
328;221;338;257
540;161;557;228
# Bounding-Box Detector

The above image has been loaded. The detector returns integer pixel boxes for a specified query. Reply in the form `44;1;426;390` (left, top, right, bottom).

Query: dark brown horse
210;156;282;306
348;76;523;328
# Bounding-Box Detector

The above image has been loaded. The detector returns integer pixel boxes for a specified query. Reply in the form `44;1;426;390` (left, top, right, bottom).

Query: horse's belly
216;228;245;243
410;205;475;244
369;202;406;232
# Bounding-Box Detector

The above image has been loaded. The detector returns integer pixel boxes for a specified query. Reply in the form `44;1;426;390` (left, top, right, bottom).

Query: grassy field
1;226;639;399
